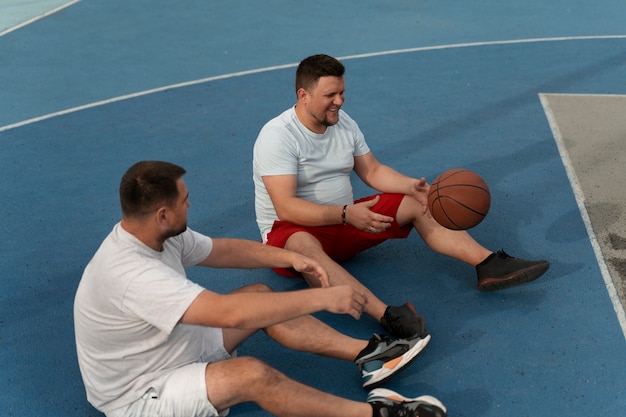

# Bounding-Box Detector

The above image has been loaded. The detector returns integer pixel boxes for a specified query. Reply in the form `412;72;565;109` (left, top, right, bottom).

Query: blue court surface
1;1;626;416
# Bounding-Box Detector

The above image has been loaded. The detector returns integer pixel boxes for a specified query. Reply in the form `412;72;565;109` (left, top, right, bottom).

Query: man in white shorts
74;161;447;417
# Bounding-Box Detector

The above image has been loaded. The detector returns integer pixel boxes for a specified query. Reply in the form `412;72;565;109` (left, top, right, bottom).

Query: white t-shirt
253;107;370;239
74;223;215;412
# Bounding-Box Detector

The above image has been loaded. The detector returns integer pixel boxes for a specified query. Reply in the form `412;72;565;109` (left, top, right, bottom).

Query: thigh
394;193;428;227
204;357;274;413
107;363;222;417
330;194;412;261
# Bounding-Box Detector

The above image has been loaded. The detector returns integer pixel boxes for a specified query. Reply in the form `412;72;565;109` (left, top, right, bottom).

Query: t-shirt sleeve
253;125;299;176
179;228;214;268
120;229;211;334
122;265;204;335
342;111;370;157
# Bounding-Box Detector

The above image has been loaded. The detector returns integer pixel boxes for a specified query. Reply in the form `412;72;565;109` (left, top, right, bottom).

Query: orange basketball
427;168;491;230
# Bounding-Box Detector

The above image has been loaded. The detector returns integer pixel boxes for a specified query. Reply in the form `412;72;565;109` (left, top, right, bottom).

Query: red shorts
266;193;412;277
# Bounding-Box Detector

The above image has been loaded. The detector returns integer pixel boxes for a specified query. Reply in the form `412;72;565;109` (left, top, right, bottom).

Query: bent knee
233;283;273;294
285;231;324;253
231;356;283;385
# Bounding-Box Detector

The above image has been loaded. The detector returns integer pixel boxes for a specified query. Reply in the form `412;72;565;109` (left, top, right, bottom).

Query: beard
314;110;339;127
164;223;187;239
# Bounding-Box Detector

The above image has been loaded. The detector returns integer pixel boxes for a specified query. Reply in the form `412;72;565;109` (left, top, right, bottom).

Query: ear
155;206;169;227
296;87;309;103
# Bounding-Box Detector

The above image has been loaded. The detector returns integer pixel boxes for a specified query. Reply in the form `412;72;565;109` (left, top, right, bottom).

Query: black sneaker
476;250;550;291
356;333;431;389
368;388;447;417
380;302;427;339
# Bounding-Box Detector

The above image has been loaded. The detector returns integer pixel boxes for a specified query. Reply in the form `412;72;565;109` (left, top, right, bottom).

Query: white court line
0;0;81;37
540;93;626;340
2;35;626;134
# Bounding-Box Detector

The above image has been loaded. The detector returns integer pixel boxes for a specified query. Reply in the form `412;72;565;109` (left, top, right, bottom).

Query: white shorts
107;352;232;417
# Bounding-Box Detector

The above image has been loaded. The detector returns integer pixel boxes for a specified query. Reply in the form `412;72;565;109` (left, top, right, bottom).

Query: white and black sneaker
356;333;430;389
368;388;447;417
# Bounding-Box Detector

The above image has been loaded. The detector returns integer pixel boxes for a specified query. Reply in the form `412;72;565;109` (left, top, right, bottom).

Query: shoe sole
477;262;549;291
362;334;431;389
367;388;447;415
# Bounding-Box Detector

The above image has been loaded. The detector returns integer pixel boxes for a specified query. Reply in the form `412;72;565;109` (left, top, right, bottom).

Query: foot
368;388;447;417
356;333;430;389
476;250;550;291
380;302;427;339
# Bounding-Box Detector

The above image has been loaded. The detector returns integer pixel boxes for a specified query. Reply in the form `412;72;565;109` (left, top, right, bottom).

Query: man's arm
262;174;345;226
263;151;428;231
198;237;329;285
353;152;430;208
180;285;367;328
262;163;399;231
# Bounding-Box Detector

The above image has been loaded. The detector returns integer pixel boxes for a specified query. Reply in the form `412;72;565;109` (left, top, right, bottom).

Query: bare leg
285;231;388;322
396;195;492;266
205;357;372;417
222;282;367;361
264;310;367;361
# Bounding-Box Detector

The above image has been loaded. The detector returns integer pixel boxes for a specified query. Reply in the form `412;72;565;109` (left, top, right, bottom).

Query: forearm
201;238;298;269
363;165;416;194
184;288;329;329
277;197;344;227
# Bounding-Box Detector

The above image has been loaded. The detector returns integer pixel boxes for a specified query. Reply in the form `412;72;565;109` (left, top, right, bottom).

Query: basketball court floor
1;1;626;416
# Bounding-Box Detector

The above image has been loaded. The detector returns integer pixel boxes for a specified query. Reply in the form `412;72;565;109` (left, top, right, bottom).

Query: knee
234;356;283;387
207;357;285;406
235;283;274;294
247;283;273;293
285;231;324;254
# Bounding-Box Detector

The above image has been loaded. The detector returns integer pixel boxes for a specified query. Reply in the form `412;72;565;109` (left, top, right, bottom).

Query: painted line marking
540;92;626;340
2;35;626;133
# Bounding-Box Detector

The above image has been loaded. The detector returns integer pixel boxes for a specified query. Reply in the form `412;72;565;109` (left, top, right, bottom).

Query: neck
120;218;164;252
294;104;327;134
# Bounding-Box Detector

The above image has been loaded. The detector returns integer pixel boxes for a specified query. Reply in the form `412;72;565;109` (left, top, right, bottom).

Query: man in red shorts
252;54;549;339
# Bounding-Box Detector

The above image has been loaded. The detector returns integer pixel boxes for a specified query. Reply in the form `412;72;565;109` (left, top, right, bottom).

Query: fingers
293;258;332;288
363;195;380;207
358;200;393;233
317;270;331;288
348;290;368;320
363;197;393;221
328;286;368;319
365;219;392;234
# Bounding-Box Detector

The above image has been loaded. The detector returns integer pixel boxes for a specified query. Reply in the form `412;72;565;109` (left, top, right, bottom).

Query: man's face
164;178;190;237
300;75;345;133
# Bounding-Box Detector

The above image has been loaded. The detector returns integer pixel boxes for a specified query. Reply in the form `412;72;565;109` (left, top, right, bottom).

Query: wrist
341;205;348;225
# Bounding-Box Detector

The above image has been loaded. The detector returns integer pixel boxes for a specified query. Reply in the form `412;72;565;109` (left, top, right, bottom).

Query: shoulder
336;110;362;131
255;108;302;154
166;228;213;264
258;107;298;135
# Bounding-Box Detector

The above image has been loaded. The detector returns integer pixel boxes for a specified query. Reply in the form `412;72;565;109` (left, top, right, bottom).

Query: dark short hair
295;54;345;93
119;161;186;218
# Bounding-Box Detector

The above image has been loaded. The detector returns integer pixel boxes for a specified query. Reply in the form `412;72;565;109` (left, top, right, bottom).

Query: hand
346;196;394;234
292;256;331;287
409;177;430;215
324;285;368;320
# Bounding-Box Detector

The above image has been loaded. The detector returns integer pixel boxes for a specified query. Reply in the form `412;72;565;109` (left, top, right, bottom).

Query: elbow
274;206;291;222
220;315;247;329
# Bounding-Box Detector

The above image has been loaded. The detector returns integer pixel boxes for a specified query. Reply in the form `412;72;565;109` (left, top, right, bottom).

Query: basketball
427;168;491;230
